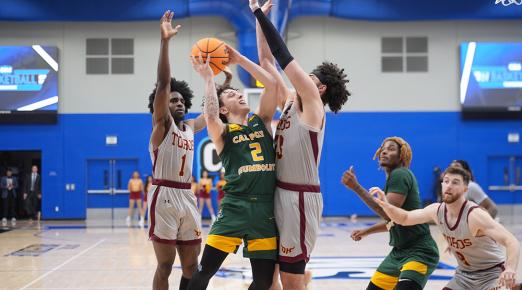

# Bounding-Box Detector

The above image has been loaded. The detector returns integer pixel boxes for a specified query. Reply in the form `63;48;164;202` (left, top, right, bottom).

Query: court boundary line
19;239;106;290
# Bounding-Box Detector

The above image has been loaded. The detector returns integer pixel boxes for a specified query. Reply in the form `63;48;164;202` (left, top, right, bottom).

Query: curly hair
148;78;194;114
452;160;475;181
373;136;413;168
311;61;350;113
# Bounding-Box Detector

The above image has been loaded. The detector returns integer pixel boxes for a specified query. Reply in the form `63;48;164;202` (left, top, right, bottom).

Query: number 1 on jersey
179;154;186;176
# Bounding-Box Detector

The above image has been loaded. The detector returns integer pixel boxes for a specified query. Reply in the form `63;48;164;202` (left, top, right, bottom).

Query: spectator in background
451;160;498;218
23;165;41;221
126;171;145;227
1;168;18;226
215;170;226;209
197;170;216;223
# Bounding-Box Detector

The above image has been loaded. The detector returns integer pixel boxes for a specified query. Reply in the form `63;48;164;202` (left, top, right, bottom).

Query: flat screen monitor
460;42;522;119
0;45;59;124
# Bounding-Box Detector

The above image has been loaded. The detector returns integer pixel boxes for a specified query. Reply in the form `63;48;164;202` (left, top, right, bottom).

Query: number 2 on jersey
455;251;471;266
179;154;186;176
249;143;264;161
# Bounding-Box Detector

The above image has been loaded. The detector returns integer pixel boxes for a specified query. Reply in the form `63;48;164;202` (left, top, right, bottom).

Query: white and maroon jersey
437;201;505;272
274;101;325;185
149;121;194;183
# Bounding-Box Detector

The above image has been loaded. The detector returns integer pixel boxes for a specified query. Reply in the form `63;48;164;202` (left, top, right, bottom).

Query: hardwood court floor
1;218;521;290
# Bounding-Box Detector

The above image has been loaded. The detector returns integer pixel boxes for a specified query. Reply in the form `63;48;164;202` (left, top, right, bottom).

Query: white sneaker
1;218;6;226
125;216;131;227
11;218;16;226
211;214;216;224
138;218;144;228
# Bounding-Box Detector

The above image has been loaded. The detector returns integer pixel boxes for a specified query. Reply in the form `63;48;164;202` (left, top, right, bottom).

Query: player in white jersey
146;11;206;290
251;1;350;289
372;166;521;290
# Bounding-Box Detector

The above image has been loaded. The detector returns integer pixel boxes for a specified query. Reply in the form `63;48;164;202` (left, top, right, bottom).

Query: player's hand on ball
341;166;359;190
191;52;213;80
160;10;181;40
224;45;241;66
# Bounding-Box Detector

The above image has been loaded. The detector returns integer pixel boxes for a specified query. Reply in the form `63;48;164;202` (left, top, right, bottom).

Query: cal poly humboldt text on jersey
219;114;276;197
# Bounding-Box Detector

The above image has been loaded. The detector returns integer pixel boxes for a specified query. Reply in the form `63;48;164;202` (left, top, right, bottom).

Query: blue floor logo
215;256;455;281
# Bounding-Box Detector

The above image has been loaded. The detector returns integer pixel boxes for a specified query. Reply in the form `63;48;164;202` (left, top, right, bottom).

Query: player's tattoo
203;78;219;120
352;183;390;220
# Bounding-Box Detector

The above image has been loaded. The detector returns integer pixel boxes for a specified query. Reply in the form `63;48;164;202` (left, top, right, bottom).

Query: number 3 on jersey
249;143;264;161
275;135;284;159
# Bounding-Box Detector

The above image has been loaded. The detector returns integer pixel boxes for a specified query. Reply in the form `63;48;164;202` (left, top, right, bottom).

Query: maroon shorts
217;189;225;201
130;191;142;200
199;189;210;199
143;191;148;202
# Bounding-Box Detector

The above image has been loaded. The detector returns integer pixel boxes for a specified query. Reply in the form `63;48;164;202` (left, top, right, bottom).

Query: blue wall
1;112;520;219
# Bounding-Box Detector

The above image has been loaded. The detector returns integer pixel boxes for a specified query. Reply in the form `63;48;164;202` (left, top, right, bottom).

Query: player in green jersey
341;137;439;290
188;44;278;290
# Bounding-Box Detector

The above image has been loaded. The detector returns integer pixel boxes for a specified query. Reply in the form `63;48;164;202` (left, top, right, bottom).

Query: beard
442;192;460;204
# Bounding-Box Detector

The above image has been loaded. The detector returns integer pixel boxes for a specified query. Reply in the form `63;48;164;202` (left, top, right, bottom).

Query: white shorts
148;180;202;245
444;263;505;290
275;181;323;263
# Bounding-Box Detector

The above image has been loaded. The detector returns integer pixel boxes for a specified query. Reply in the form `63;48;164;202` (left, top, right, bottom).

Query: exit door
86;159;138;209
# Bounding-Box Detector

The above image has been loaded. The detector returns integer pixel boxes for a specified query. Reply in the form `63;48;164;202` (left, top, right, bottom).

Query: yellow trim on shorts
206;235;242;253
401;261;428;275
370;271;398;290
247;237;277;251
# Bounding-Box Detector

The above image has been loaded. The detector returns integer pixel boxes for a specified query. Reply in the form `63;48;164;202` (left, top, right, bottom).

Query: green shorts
207;194;278;260
371;235;440;289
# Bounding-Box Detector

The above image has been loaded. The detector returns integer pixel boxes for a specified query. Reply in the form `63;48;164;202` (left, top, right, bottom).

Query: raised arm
341;166;390;219
255;0;291;110
191;54;225;153
251;0;323;128
372;187;439;226
469;208;520;288
225;45;277;132
151;10;181;148
186;114;206;133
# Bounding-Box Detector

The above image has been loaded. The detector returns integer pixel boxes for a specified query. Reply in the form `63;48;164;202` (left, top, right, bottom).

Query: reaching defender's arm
255;0;290;110
373;189;439;226
251;1;323;122
469;208;520;288
151;11;181;148
191;54;225;153
225;45;277;132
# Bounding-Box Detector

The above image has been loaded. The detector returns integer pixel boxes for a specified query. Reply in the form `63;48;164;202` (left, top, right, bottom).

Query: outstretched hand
261;0;274;15
160;10;181;40
341;166;359;190
369;187;387;208
351;229;367;241
249;0;260;12
191;52;213;80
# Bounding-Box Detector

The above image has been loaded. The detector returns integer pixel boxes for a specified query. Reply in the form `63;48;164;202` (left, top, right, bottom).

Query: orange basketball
191;38;229;76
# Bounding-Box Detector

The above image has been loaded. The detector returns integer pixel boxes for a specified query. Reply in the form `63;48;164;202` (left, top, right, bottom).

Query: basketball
190;37;229;75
